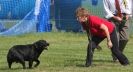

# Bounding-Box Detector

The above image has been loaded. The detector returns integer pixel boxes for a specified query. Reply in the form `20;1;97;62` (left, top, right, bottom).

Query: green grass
0;32;133;72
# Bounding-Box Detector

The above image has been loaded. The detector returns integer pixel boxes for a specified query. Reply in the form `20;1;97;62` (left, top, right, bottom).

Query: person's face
77;16;87;22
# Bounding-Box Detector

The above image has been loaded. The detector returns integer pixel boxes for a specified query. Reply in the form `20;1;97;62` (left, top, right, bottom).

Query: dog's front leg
34;59;40;67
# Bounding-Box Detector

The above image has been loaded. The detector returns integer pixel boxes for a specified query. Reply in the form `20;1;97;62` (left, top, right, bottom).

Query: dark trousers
85;28;129;67
109;17;129;60
108;17;129;52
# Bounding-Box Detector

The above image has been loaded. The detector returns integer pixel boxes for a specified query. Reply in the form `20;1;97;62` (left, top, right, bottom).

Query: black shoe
121;60;130;66
85;63;91;67
122;62;130;66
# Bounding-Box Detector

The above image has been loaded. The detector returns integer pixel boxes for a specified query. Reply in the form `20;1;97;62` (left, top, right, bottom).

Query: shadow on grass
0;67;22;71
93;59;112;63
0;66;33;71
0;67;8;70
64;58;85;67
77;59;116;67
67;59;113;67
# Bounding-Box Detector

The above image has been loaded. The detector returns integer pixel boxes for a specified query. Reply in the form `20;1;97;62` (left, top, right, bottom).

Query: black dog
7;40;49;69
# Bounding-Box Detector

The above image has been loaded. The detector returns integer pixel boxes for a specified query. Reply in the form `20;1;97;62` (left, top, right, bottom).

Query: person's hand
125;15;129;20
107;40;113;48
113;16;122;22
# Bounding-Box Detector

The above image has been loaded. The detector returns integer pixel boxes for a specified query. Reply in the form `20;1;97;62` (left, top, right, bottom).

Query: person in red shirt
75;7;129;67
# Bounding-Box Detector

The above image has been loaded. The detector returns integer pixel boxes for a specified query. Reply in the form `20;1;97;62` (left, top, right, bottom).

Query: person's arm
100;24;113;48
103;0;122;22
103;0;114;19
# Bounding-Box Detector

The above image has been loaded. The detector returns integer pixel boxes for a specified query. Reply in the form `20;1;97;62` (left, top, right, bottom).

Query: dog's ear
33;40;49;50
37;40;49;46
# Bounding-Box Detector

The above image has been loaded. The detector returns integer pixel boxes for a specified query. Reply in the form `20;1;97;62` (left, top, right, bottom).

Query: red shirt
81;15;114;38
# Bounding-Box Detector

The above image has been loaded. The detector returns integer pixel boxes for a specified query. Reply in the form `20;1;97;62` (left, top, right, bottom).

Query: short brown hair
75;7;89;17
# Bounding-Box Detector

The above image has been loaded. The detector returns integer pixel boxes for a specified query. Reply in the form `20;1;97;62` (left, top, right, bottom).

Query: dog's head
34;40;49;50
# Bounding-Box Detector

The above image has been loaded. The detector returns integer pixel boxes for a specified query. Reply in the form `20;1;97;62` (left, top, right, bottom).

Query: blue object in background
0;10;37;36
37;0;51;32
54;0;82;32
0;0;35;19
92;0;98;6
0;22;6;32
0;0;51;36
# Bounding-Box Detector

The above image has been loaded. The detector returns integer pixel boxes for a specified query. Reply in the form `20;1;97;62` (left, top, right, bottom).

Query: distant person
103;0;132;62
75;7;129;67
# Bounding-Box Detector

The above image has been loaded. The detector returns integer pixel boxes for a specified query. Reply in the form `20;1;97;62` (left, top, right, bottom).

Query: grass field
0;32;133;72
